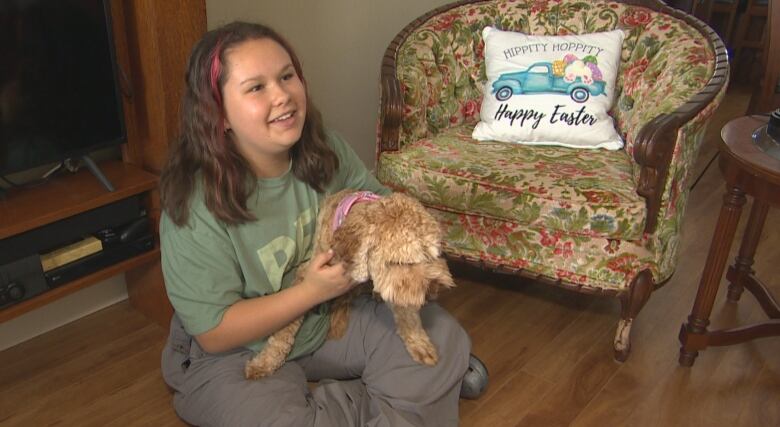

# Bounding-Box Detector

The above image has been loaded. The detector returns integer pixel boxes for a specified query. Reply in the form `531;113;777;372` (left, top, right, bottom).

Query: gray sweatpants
161;296;471;426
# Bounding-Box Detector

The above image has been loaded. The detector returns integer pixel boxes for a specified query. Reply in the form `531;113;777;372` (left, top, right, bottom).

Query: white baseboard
0;274;128;351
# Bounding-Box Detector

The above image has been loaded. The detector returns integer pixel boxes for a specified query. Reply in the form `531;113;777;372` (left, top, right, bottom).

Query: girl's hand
302;249;354;301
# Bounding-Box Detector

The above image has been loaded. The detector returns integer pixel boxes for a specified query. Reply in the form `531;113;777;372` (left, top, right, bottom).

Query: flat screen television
0;0;126;188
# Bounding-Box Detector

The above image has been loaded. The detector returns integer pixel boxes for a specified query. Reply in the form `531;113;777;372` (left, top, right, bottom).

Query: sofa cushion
473;27;625;149
377;125;647;241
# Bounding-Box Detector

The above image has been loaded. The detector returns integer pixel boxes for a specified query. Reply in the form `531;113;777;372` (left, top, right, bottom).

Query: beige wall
206;0;453;167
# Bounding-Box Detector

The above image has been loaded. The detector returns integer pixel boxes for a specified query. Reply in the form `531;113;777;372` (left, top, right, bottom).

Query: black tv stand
80;155;116;192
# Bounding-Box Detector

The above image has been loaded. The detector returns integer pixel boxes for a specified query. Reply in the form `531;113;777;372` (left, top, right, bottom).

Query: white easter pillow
472;27;625;150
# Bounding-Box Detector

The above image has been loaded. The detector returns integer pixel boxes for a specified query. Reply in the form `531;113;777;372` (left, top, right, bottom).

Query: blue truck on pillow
492;62;606;103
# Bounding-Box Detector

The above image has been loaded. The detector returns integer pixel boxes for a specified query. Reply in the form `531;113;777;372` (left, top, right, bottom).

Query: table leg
726;200;769;302
679;185;747;367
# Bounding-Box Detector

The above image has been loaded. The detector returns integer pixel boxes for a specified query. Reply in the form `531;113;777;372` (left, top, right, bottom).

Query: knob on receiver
1;277;25;304
7;282;25;301
0;255;50;310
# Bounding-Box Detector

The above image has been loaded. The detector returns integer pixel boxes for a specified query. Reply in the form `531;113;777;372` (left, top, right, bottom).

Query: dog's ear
331;226;359;266
425;257;456;299
331;220;375;282
314;191;347;253
372;264;428;308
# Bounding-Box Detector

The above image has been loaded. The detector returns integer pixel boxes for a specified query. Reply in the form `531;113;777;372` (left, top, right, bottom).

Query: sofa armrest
627;9;729;233
376;0;475;162
378;63;404;156
376;3;435;160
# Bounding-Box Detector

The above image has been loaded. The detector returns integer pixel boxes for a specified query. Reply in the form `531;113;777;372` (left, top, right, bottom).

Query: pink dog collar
332;191;381;230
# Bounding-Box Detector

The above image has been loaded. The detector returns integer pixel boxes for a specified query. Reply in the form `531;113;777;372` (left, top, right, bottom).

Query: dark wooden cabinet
0;0;206;327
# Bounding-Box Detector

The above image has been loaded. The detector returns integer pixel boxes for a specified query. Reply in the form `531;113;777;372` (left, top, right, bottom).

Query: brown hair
160;21;338;226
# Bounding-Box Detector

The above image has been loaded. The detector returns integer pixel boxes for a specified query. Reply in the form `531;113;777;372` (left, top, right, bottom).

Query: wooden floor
1;85;778;426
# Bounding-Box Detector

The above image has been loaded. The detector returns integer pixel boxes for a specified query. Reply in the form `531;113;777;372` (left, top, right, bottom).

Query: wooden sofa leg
614;270;655;362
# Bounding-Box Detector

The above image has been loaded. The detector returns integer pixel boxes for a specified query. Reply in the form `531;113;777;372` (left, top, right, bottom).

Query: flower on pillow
472;27;626;150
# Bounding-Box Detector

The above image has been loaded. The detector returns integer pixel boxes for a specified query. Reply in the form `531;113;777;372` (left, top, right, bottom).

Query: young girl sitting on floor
159;21;473;427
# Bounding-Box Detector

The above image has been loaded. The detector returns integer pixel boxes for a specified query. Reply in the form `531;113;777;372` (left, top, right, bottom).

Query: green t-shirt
160;130;389;359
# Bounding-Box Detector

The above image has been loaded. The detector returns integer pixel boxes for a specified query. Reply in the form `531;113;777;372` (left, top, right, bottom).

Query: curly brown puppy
245;189;455;380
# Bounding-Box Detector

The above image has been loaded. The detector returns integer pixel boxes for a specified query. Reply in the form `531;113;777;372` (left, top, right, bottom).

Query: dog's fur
245;189;455;379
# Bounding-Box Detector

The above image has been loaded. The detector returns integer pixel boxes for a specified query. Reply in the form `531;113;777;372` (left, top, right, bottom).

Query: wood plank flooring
1;85;778;426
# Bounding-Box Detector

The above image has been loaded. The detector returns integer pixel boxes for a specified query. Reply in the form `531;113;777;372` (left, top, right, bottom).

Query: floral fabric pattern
378;125;646;241
379;0;725;291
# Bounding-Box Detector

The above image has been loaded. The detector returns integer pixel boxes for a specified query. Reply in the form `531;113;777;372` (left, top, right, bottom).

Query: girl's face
221;38;307;176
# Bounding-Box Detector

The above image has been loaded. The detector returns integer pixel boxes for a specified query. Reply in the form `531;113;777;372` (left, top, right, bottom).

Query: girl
159;21;471;426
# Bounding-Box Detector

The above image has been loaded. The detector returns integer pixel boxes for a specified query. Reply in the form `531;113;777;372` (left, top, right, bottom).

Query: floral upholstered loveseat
375;0;728;360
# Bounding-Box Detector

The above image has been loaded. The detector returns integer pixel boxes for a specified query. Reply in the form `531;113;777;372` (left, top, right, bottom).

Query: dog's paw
405;338;439;366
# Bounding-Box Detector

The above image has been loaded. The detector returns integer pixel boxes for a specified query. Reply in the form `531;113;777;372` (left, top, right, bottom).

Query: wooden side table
678;115;780;367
